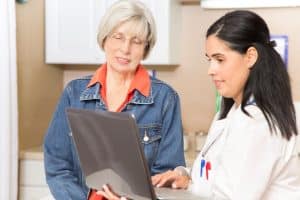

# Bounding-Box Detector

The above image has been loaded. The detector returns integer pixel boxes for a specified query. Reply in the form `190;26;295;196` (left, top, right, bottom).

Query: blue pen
200;159;206;177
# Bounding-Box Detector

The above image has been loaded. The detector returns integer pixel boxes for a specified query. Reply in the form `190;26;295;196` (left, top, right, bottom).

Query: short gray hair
97;0;157;59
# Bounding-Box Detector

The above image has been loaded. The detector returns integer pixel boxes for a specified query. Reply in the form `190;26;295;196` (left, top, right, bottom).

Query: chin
216;90;224;96
118;67;136;74
218;92;231;99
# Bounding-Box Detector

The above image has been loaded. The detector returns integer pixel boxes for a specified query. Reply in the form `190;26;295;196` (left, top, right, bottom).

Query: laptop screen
66;108;157;200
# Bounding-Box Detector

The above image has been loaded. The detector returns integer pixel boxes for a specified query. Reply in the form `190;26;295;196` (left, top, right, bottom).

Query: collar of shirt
87;63;151;111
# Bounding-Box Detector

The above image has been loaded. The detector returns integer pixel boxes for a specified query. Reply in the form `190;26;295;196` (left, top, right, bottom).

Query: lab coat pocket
189;154;213;197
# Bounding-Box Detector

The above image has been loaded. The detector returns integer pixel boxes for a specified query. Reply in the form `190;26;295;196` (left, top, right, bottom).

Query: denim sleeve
151;91;186;174
43;86;88;200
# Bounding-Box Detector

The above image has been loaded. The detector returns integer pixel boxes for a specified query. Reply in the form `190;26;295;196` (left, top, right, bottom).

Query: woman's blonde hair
97;0;156;59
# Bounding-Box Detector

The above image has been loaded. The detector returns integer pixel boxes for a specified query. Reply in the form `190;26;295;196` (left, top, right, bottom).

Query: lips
116;57;130;65
213;80;223;89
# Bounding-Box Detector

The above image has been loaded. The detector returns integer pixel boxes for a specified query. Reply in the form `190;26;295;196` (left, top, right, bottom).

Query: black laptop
66;108;203;200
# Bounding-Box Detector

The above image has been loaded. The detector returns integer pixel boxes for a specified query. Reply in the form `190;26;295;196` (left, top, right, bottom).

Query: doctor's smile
212;79;223;89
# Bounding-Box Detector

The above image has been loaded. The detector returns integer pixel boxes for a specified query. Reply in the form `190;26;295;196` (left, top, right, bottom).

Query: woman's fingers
172;176;190;189
95;175;189;200
103;184;118;199
151;170;181;187
151;173;164;186
96;184;124;200
96;190;110;199
96;172;189;200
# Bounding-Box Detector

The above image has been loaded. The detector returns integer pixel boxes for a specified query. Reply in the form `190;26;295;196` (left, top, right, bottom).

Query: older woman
43;1;185;200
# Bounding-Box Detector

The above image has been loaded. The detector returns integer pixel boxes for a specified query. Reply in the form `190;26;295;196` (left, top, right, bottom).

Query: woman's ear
246;46;258;69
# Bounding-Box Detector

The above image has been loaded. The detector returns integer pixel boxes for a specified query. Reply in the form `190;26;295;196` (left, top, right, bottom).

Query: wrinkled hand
96;184;128;200
151;170;190;189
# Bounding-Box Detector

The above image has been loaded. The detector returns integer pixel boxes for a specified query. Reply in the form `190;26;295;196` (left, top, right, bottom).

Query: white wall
0;0;18;199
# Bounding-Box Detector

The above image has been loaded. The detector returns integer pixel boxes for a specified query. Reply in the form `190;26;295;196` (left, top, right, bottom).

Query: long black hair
206;10;297;140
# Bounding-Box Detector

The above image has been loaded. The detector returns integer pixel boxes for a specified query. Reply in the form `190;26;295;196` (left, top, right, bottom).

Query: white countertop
18;145;198;167
20;146;43;160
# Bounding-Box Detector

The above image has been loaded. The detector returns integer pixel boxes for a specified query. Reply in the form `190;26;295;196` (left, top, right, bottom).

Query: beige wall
64;5;300;134
166;6;300;132
17;2;300;149
16;0;63;150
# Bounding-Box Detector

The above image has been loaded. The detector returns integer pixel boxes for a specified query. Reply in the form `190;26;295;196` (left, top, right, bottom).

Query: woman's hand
96;184;128;200
151;170;190;189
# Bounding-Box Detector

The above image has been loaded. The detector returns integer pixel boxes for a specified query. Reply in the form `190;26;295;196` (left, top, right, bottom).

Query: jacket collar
79;81;154;105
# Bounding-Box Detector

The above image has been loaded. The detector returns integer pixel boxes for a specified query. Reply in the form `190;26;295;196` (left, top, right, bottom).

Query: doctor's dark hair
207;10;297;140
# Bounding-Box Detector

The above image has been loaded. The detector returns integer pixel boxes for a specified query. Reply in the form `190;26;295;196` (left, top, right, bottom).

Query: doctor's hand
96;184;128;200
151;170;190;189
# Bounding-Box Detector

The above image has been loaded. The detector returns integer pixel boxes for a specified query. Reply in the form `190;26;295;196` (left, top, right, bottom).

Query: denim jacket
44;75;185;200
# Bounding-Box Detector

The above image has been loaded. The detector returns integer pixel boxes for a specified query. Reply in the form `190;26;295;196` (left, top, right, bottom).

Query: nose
120;39;130;54
207;62;216;76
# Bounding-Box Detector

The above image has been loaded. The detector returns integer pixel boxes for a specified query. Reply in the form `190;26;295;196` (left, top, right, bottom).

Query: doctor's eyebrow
205;54;210;61
205;53;224;60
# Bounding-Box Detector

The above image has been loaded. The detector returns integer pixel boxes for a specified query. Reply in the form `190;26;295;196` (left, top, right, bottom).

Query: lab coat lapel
201;119;227;156
201;105;236;156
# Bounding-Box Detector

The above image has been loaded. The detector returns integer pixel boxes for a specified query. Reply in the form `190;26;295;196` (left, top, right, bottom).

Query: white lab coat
189;104;300;200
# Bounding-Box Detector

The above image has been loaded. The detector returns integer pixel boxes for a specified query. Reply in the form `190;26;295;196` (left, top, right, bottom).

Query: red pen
205;161;211;180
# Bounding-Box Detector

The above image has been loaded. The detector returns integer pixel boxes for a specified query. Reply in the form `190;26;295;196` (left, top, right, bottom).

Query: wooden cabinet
45;0;181;65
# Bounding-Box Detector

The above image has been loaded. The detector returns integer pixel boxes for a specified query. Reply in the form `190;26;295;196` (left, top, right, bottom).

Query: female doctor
152;10;300;200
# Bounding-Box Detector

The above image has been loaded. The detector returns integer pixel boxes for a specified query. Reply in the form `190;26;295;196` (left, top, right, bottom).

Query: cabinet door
45;0;105;64
45;0;180;65
143;0;181;65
